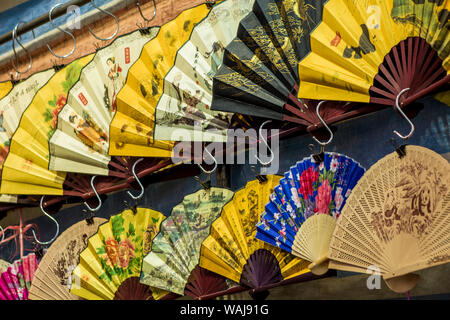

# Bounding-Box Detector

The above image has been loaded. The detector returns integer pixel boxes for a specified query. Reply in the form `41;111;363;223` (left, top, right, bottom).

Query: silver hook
255;120;274;166
84;176;102;212
0;225;4;242
11;22;33;75
312;101;334;147
394;88;415;141
127;158;145;200
88;0;119;41
31;196;60;245
136;0;156;23
198;147;218;174
47;3;76;59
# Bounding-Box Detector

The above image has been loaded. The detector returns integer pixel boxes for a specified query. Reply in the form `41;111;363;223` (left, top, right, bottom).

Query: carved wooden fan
48;28;163;176
328;145;450;293
109;4;211;157
140;187;235;297
29;218;106;300
297;0;449;106
200;176;310;291
152;0;255;143
70;208;167;300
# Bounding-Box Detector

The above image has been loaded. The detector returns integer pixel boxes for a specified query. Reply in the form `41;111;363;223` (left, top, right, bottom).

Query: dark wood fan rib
240;249;283;289
184;265;229;299
113;277;154;300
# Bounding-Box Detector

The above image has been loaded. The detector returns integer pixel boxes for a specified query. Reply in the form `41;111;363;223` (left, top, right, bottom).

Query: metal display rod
0;0;92;46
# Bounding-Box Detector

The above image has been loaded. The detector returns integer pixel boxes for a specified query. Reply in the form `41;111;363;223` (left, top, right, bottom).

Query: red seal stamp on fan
78;93;88;106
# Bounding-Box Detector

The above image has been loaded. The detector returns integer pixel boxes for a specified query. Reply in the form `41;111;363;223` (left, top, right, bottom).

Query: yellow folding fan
109;3;212;157
200;176;310;290
0;56;96;196
0;81;12;99
297;0;449;106
48;27;168;176
328;145;450;293
0;69;56;202
140;187;235;297
70;207;168;300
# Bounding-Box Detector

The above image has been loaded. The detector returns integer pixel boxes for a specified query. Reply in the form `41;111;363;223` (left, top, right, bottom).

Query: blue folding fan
256;152;366;275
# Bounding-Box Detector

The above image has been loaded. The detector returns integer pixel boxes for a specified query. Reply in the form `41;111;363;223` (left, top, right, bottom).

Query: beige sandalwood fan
328;145;450;293
29;218;106;300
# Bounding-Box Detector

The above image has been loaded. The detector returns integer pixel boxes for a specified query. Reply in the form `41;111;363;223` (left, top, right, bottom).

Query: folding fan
297;0;449;106
48;28;162;175
0;253;40;300
0;55;95;196
328;145;450;293
0;81;12;99
152;0;255;143
140;187;235;296
0;69;56;203
109;3;216;156
0;259;10;273
29;218;106;300
255;153;365;275
70;207;168;300
200;176;310;290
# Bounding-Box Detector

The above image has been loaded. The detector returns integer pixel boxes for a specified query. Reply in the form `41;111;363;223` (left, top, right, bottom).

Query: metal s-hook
312;101;334;147
11;22;33;75
84;176;102;212
31;196;60;245
127;158;145;200
47;3;77;59
137;0;157;23
393;88;415;141
255;120;274;166
198;146;218;174
88;0;119;41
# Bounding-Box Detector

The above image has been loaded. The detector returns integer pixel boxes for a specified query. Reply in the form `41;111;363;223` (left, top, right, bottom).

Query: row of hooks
198;89;415;173
11;0;157;75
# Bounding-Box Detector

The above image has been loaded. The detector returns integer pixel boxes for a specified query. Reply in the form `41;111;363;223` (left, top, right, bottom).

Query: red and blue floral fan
256;152;365;275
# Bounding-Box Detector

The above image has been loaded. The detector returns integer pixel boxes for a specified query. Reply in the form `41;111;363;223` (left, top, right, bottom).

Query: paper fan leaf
0;81;12;99
0;56;94;196
298;0;449;105
255;153;365;271
0;259;10;273
70;208;166;300
153;0;255;142
200;176;309;290
140;187;234;295
29;218;106;300
48;29;160;176
109;4;211;157
0;253;40;300
328;145;450;292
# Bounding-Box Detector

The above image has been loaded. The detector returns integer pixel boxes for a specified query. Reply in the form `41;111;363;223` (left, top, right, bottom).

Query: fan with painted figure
0;68;56;204
152;0;256;143
0;253;41;300
70;207;169;300
199;176;310;295
109;3;213;157
48;24;163;176
328;144;450;293
29;217;106;300
297;0;449;107
140;186;236;298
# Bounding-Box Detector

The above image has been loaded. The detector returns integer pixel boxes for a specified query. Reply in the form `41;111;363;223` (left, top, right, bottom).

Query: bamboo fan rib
255;153;365;275
328;146;450;293
297;0;449;105
70;208;167;300
29;218;106;300
200;176;309;289
48;29;160;176
0;56;94;196
109;4;211;157
140;187;234;297
0;70;55;203
153;0;254;142
0;253;40;300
